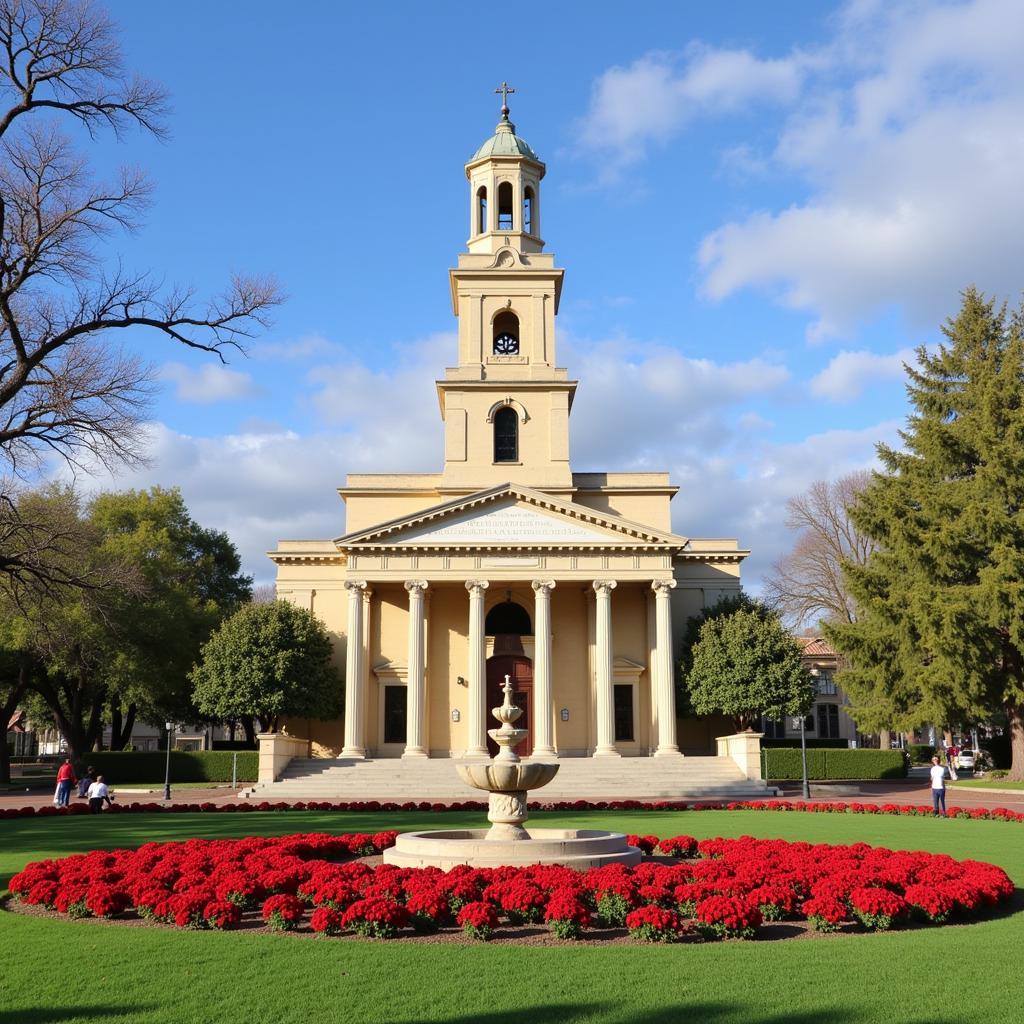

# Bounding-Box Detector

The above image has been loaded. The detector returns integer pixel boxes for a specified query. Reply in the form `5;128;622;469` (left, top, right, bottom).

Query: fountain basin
456;761;559;793
382;828;641;870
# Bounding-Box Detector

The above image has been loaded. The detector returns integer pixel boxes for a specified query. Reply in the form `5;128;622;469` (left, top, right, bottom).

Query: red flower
625;904;687;942
696;895;762;939
203;900;242;930
261;893;305;932
456;900;499;940
310;906;345;936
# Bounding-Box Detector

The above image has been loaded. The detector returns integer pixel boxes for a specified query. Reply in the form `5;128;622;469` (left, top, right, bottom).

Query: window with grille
493;406;518;462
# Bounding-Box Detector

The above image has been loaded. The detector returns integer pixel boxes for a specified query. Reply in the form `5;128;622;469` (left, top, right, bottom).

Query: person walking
86;775;113;813
930;755;948;816
55;759;77;808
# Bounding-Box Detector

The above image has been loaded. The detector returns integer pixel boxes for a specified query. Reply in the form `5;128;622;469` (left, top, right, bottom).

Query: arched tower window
493;405;518;463
523;187;534;235
485;600;532;636
492;310;519;355
497;181;514;230
476;186;488;235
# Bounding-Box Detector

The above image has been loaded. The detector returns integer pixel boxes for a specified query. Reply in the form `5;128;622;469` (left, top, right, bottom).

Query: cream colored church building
270;100;746;763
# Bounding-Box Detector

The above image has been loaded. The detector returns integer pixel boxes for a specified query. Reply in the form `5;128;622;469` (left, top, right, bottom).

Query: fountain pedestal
383;677;641;869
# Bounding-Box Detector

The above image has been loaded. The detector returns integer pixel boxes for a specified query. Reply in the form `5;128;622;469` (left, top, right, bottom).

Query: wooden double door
486;653;533;758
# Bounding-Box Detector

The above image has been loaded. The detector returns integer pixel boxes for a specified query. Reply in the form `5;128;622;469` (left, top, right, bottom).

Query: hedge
908;743;937;764
762;738;849;750
762;748;907;780
78;751;258;784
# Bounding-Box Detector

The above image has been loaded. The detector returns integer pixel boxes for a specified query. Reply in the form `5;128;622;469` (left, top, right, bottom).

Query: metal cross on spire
495;81;515;116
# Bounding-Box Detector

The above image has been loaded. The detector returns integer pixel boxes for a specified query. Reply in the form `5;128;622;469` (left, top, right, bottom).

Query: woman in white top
87;776;113;813
929;756;948;816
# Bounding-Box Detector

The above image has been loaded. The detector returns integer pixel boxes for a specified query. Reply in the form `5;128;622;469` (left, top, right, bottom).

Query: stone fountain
383;676;640;869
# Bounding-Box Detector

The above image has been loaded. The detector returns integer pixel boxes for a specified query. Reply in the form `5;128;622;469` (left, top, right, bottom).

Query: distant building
761;636;859;746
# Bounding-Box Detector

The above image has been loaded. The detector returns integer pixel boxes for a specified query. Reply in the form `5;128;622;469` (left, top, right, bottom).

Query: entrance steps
241;755;777;802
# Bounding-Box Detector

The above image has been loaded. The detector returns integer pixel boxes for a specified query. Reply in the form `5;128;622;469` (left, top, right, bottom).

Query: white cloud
577;47;805;170
696;0;1024;337
809;347;914;402
251;332;343;362
579;0;1024;337
160;362;262;403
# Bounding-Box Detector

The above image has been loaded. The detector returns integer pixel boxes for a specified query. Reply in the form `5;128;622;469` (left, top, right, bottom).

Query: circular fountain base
382;828;641;870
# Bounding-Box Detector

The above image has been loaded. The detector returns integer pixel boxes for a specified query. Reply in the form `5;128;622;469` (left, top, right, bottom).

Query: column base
530;746;558;759
593;747;621;757
463;745;489;759
340;747;367;759
654;746;683;758
402;748;428;759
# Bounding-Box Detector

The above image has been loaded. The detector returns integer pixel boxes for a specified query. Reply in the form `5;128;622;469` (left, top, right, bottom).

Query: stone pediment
335;484;687;551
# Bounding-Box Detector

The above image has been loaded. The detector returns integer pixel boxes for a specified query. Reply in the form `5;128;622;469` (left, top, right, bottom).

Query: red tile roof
795;636;838;657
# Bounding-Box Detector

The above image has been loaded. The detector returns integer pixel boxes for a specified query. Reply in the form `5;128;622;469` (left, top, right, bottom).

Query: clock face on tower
493;332;519;355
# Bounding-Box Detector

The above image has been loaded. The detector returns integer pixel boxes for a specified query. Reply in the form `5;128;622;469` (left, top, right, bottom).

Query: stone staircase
241;755;777;802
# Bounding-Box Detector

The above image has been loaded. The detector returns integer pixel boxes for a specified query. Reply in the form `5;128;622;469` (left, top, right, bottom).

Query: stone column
531;580;557;758
652;579;681;757
342;580;368;758
465;579;490;757
593;580;620;757
403;580;429;758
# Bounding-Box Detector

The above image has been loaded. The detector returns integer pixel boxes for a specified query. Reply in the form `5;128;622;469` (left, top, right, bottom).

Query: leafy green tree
827;289;1024;778
683;599;814;732
191;600;342;734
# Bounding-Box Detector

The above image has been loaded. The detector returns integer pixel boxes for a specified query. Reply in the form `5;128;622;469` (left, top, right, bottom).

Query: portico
269;95;748;765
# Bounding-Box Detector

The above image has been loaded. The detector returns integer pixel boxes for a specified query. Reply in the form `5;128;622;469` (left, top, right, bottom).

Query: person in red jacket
55;759;76;808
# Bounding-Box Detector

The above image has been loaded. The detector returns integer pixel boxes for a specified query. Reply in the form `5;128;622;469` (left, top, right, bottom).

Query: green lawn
951;778;1024;790
1;808;1022;1024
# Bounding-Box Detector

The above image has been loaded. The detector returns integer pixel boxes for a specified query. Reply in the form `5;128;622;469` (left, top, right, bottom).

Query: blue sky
68;0;1024;585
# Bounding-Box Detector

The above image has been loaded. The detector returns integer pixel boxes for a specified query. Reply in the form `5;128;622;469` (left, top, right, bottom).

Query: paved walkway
4;778;1024;812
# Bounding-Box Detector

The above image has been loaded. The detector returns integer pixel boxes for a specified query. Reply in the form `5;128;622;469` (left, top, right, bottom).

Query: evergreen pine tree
827;289;1024;777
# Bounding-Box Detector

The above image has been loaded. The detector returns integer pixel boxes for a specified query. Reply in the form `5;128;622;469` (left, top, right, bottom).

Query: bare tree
0;0;280;591
763;471;877;630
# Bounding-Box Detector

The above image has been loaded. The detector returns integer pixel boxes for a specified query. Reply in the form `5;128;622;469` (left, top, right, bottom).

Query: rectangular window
816;671;837;696
816;703;840;738
383;686;407;745
613;684;634;742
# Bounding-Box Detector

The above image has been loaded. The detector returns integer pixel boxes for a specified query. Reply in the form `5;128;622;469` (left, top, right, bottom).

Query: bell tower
439;85;575;495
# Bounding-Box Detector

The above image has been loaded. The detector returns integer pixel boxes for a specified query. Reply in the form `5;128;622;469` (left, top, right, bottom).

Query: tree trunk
943;728;953;748
1007;703;1024;782
0;662;30;785
108;702;137;750
879;728;891;750
240;716;257;747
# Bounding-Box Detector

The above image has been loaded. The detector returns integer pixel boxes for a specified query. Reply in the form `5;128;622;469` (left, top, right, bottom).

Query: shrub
340;898;409;939
261;893;305;931
696;895;762;939
543;889;591;940
658;835;698;858
83;751;258;784
849;887;909;931
405;889;451;933
801;895;849;932
625;905;687;943
310;906;344;936
457;901;499;941
204;900;242;930
762;748;907;780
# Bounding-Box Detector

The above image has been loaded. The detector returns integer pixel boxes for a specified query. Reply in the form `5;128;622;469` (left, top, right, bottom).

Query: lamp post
163;721;173;802
791;714;811;800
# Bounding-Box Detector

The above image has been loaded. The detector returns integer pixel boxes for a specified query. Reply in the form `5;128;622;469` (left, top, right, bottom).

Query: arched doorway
485;599;533;757
486;654;533;758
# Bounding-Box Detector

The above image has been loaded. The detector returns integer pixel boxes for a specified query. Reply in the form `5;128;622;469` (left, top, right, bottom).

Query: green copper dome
470;113;540;163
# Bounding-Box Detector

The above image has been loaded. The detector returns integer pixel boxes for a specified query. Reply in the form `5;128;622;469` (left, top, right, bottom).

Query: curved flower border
8;831;1014;944
3;797;1023;824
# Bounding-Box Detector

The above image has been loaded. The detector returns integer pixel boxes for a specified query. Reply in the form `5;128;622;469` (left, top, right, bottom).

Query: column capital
531;579;557;595
344;579;368;593
592;579;617;595
404;580;430;595
465;579;490;595
651;578;677;596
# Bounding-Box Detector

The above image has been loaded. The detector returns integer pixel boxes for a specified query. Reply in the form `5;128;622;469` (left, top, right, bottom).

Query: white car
955;749;976;771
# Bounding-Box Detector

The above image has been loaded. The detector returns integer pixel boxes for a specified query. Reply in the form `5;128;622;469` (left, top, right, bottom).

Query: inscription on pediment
390;503;619;546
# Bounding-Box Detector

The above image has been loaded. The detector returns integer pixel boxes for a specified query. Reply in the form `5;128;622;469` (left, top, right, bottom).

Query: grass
950;778;1024;790
1;809;1023;1024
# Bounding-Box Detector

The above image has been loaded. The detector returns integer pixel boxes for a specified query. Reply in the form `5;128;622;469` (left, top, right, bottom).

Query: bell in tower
466;83;545;256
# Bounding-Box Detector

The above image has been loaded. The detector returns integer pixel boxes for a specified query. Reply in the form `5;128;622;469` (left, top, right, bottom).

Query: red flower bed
6;798;1024;826
8;831;1014;943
